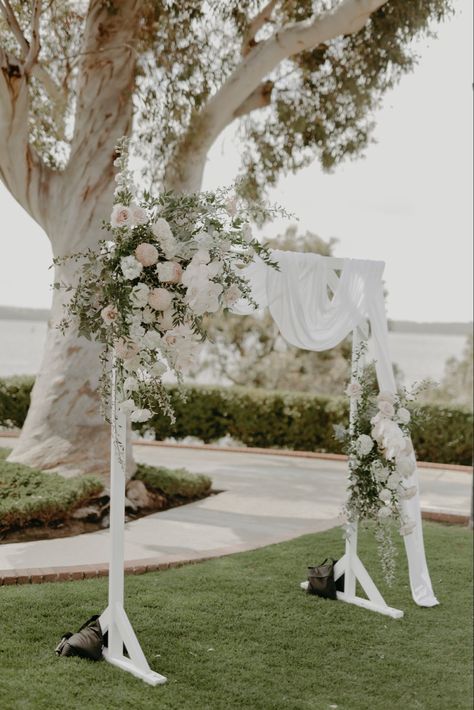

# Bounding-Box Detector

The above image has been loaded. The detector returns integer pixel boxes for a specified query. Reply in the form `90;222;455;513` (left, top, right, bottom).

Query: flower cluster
55;138;279;424
335;345;426;584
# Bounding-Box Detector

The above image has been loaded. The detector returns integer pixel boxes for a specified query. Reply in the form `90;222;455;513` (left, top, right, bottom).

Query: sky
0;0;472;323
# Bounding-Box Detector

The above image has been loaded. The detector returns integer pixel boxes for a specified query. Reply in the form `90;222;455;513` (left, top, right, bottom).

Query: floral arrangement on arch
335;344;427;583
55;138;280;423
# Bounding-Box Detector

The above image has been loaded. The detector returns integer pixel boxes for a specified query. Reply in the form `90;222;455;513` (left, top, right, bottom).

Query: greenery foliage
135;463;211;499
1;379;471;465
0;523;471;710
0;448;103;531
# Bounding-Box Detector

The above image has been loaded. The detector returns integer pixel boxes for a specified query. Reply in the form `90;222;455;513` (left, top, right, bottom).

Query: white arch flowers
54;138;280;423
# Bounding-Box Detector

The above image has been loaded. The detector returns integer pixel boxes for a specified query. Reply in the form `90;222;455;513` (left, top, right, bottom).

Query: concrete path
0;438;471;579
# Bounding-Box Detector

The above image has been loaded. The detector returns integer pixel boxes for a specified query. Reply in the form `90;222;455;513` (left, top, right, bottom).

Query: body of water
0;318;469;385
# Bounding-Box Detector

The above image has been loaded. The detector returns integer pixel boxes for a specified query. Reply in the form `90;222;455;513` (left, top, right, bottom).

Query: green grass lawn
0;522;472;710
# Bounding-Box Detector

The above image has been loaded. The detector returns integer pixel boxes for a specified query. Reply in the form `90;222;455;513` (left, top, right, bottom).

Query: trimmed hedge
135;463;211;498
1;378;472;466
0;448;104;530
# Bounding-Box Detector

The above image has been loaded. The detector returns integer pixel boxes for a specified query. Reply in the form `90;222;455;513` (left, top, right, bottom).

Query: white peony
185;280;223;316
356;434;374;456
120;255;143;280
130;409;152;423
397;407;411;424
130;282;150;308
152;217;173;242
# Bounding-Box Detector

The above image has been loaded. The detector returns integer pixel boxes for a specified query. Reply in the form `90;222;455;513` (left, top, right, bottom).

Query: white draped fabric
233;250;438;607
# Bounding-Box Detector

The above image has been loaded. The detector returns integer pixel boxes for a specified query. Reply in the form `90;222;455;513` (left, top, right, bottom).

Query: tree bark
6;0;139;478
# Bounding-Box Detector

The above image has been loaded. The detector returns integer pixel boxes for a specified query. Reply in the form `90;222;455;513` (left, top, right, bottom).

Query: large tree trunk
6;0;139;478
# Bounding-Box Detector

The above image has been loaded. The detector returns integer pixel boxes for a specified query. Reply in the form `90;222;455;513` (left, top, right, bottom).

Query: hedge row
1;377;472;466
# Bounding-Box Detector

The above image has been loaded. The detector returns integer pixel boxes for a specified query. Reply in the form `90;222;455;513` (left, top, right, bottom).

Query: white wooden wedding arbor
97;252;438;685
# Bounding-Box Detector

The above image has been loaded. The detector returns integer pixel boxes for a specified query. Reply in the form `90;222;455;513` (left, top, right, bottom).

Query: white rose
141;306;156;324
135;243;158;267
386;473;401;490
120;255;143;280
123;376;139;392
207;260;223;278
156;261;183;284
130;409;153;423
142;330;162;349
111;203;132;228
157;308;175;331
130;203;148;225
371;460;389;482
152;217;173;241
356;434;374;456
223;284;242;307
100;304;118;325
397;407;411;424
379;488;392;503
150;360;167;377
130;282;150;308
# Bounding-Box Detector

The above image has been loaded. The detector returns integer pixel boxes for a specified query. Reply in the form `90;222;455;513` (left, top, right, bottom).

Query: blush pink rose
148;287;173;311
156;261;183;284
135;242;159;267
110;204;132;228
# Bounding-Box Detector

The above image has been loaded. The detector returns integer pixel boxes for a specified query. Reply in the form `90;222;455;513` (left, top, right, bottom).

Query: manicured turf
0;522;472;710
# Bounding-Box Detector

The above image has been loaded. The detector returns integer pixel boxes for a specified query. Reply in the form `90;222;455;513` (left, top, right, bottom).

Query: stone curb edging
1;431;471;472
0;511;469;587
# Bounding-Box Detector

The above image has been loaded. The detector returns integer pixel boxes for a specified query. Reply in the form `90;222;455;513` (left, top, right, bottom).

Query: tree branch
233;80;273;118
0;46;50;228
0;0;62;103
165;0;389;192
242;0;279;57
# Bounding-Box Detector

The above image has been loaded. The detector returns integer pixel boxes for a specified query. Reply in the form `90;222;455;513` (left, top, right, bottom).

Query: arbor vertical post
99;364;167;686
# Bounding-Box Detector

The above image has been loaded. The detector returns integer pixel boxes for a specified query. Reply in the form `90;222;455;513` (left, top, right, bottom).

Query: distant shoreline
0;305;471;336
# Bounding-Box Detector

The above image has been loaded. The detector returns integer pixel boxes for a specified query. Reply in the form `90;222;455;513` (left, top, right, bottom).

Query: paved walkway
0;438;471;582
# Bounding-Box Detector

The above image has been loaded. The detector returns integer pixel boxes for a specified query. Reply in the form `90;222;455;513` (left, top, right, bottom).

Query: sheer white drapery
233;250;438;607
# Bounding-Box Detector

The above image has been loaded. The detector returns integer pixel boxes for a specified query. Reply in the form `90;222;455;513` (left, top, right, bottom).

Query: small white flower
397;407;411;424
399;519;416;536
130;409;153;423
345;382;363;399
120;255;143;280
356;434;374;456
130;282;150;308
